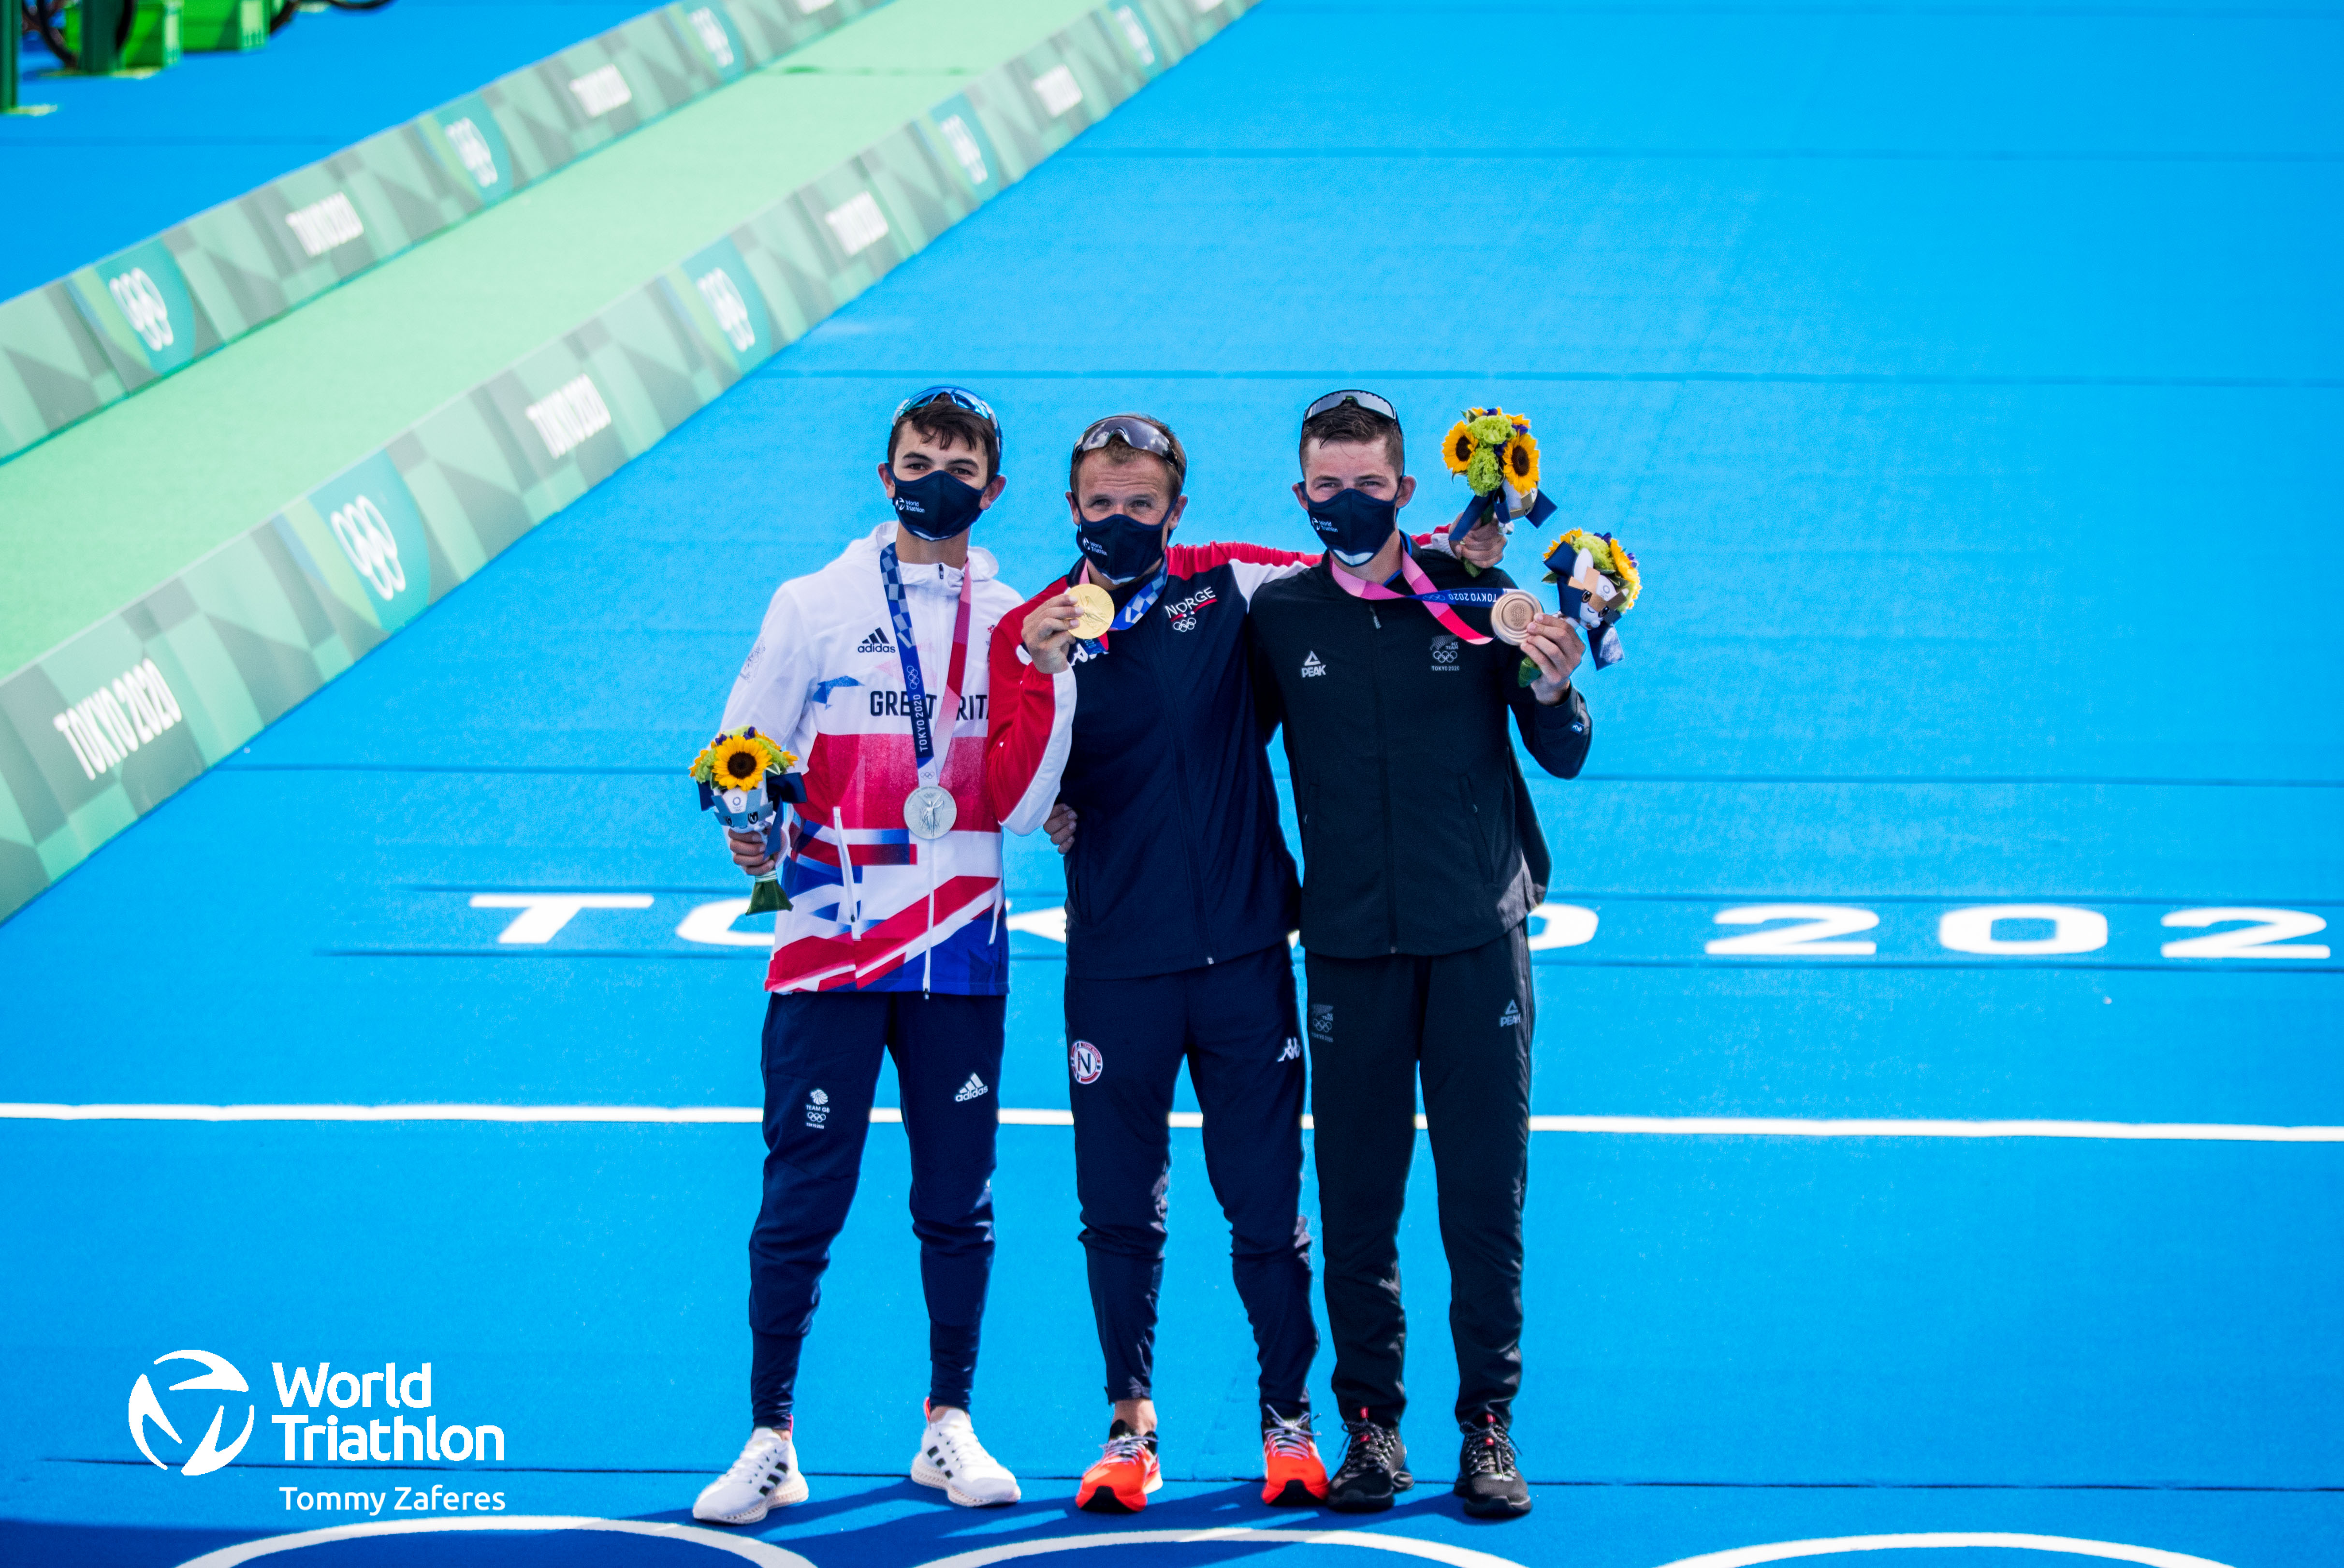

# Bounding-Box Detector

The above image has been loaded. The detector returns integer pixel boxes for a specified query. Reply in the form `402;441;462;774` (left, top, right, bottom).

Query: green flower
1469;415;1515;447
1465;446;1502;493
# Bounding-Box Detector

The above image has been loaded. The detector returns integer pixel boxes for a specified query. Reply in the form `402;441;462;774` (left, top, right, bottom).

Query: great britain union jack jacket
721;521;1071;996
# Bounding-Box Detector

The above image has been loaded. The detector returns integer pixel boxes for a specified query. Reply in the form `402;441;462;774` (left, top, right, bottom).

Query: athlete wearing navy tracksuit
986;415;1500;1514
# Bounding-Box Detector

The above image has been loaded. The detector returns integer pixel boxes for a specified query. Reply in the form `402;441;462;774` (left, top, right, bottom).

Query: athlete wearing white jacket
692;389;1054;1528
722;519;1067;996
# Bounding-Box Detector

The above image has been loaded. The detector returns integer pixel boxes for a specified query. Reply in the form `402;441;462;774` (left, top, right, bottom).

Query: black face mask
1075;511;1168;585
1305;487;1398;567
891;469;986;542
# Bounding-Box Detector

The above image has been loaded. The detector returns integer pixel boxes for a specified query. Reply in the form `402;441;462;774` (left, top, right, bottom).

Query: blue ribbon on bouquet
1447;485;1556;544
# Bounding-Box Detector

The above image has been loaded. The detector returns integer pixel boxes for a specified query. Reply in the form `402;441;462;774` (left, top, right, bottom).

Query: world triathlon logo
129;1350;255;1477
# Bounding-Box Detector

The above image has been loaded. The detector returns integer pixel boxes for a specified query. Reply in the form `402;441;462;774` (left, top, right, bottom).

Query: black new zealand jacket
1250;548;1592;958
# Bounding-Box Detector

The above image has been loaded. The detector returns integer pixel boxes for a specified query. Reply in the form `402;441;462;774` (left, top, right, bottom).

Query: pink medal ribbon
1327;548;1498;644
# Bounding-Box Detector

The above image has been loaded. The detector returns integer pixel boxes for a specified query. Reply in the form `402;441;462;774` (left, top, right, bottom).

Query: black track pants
1304;923;1532;1427
748;988;1005;1427
1065;943;1317;1413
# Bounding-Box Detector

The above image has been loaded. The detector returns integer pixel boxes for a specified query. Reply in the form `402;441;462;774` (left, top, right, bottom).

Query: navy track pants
1065;942;1316;1414
748;987;1005;1428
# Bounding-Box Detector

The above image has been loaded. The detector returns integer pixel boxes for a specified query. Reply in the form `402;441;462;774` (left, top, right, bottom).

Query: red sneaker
1076;1424;1161;1514
1261;1410;1328;1506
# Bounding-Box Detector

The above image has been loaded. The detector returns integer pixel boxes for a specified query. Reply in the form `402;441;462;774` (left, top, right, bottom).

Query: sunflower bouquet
1527;528;1641;680
1441;407;1557;560
691;727;803;915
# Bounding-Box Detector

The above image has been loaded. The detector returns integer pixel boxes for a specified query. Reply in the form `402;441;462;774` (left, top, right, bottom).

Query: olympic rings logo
328;495;407;602
107;267;175;353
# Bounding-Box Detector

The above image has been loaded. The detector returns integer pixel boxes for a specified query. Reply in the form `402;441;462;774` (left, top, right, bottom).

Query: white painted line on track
0;1103;765;1124
1648;1531;2233;1568
5;1104;2343;1141
910;1527;1528;1568
171;1515;816;1567
1524;1115;2344;1142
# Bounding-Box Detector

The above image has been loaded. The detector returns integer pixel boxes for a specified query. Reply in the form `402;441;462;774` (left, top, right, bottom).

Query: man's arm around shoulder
985;581;1078;835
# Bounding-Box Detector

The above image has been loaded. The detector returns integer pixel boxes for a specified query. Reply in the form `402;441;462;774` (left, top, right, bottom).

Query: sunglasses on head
894;385;1002;440
1302;389;1398;424
1073;414;1176;461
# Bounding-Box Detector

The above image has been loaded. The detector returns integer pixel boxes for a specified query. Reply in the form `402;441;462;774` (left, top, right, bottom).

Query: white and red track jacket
720;522;1067;995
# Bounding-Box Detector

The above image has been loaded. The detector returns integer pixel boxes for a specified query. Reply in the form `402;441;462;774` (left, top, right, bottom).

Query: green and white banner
0;0;1259;923
0;0;886;464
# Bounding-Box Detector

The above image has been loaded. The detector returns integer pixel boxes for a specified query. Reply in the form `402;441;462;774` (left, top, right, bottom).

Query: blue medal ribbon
878;543;972;785
1388;538;1507;612
1075;564;1168;657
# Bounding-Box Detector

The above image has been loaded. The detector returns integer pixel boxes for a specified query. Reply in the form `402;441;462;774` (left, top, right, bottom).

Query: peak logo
128;1350;254;1476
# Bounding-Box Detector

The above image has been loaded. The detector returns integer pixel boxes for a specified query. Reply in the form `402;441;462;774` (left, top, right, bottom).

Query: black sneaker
1453;1413;1531;1518
1326;1416;1412;1512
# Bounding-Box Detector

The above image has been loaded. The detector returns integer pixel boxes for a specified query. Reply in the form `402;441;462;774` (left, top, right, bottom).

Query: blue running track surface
3;1;2341;1566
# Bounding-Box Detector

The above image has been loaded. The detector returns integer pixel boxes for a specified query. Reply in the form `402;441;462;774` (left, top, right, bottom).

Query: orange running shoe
1261;1410;1328;1506
1076;1423;1161;1514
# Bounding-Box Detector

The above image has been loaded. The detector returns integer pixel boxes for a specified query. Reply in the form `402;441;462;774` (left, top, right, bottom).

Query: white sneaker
693;1425;809;1524
910;1402;1021;1507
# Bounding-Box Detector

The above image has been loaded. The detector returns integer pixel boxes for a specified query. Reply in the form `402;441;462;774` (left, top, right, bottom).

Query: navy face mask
1075;511;1167;585
891;469;986;542
1305;487;1398;567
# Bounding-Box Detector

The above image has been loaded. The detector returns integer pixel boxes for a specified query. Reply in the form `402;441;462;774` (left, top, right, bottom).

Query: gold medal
1489;589;1543;646
1066;583;1115;641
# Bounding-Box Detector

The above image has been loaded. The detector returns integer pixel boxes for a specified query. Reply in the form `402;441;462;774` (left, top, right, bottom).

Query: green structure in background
0;0;1259;923
182;0;267;53
0;0;888;465
61;0;185;72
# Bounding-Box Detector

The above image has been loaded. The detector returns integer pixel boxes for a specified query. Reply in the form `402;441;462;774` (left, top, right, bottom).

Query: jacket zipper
1149;624;1213;964
1366;603;1398;954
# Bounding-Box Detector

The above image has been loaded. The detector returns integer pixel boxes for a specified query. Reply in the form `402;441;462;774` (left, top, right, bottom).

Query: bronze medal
1489;589;1543;646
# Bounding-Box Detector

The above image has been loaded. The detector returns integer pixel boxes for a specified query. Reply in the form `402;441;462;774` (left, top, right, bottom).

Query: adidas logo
1498;999;1521;1027
1300;652;1326;678
856;628;893;653
954;1073;990;1103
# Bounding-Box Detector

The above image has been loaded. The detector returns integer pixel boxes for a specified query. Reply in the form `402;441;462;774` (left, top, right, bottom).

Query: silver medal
904;784;958;840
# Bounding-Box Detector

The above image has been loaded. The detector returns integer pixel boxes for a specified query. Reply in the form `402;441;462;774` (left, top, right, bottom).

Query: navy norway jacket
986;541;1313;981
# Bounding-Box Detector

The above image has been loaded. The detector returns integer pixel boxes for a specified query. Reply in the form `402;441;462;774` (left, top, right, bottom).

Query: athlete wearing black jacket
1248;390;1591;1521
1251;550;1589;957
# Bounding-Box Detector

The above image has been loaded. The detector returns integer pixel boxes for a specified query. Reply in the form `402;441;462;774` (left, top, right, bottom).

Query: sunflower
691;728;792;786
1501;432;1540;493
1442;420;1478;475
1607;534;1641;610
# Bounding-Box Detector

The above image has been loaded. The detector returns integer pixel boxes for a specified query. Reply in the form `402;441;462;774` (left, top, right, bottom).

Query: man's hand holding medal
1021;583;1112;674
1494;595;1587;702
